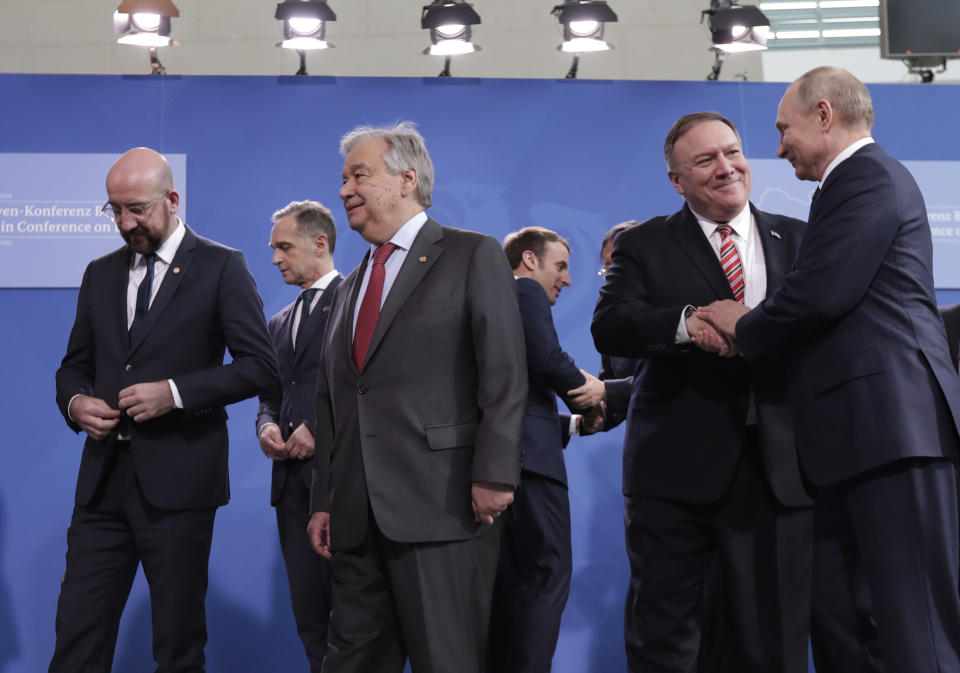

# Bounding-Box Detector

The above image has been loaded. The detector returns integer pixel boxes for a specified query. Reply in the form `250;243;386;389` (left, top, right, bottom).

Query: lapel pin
173;267;181;274
770;230;782;240
322;306;330;312
419;256;428;263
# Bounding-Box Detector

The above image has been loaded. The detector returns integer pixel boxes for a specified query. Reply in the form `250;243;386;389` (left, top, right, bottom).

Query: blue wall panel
2;73;959;673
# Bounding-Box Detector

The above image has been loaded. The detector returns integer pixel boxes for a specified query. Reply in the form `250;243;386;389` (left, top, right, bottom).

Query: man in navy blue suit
256;200;343;672
592;113;812;673
487;226;605;673
52;147;277;672
700;66;960;673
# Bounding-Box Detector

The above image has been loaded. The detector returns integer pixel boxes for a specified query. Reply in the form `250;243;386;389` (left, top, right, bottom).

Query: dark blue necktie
295;288;318;351
129;253;156;339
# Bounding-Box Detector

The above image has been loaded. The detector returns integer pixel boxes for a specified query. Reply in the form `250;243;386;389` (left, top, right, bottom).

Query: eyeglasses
101;191;169;223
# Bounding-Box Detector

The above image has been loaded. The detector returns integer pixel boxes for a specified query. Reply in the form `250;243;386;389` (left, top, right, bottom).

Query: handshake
685;299;750;358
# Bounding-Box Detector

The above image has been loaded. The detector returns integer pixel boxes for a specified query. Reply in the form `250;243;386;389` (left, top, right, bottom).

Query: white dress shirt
291;267;340;346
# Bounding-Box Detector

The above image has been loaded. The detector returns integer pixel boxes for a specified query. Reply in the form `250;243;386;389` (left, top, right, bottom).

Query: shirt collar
132;217;185;268
308;268;340;291
690;202;752;241
368;210;428;256
821;137;874;187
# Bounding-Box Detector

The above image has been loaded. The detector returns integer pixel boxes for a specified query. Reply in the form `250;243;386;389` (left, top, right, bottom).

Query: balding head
790;66;873;132
106;147;180;254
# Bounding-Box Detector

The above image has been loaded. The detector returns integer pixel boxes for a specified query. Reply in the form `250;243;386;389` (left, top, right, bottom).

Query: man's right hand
686;310;735;357
567;370;606;409
68;395;121;440
258;424;288;461
307;511;332;559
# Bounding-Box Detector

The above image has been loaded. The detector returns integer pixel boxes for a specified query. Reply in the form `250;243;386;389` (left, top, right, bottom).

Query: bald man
52;148;277;673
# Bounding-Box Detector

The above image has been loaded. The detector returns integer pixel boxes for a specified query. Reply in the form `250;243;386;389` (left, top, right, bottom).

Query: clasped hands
69;381;175;440
687;300;750;358
259;422;315;461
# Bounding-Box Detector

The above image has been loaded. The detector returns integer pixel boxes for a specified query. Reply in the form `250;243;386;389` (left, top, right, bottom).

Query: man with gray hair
306;122;527;673
257;200;342;671
700;66;960;673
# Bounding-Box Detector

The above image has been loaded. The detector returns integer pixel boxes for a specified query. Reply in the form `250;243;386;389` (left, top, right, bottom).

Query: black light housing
551;1;618;53
706;3;769;53
275;0;336;50
421;1;482;57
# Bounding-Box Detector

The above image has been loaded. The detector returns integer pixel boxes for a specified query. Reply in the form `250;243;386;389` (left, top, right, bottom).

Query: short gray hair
793;66;874;131
272;200;337;254
340;121;435;209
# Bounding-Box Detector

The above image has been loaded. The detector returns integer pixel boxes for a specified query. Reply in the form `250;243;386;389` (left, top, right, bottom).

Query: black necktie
295;288;318;350
129;253;156;337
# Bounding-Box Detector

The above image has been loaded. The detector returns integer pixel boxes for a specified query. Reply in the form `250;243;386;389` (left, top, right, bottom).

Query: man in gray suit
306;122;528;673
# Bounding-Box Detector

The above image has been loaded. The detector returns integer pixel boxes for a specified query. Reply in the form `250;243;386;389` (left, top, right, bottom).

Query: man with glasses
51;147;277;673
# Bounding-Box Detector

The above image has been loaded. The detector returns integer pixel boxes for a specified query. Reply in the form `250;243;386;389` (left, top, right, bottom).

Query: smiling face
776;85;828;182
668;120;751;224
528;240;571;305
339;137;414;245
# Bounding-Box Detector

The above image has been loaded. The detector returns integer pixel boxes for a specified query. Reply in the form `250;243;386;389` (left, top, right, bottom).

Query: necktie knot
299;288;319;317
373;242;397;266
716;224;733;240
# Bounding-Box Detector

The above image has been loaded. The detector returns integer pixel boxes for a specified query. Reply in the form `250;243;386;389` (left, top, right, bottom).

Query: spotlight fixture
702;1;770;80
275;0;336;75
421;1;482;77
551;1;618;79
114;0;179;74
114;0;178;47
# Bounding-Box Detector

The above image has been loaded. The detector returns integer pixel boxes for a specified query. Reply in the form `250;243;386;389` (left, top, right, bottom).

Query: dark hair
502;226;570;270
664;112;742;171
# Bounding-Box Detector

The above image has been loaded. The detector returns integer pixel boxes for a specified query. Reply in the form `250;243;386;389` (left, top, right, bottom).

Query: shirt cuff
66;393;82;422
258;422;280;439
168;379;183;409
676;305;694;344
569;414;581;437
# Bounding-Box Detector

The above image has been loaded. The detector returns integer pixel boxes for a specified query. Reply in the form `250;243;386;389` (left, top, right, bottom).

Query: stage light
550;1;618;78
702;2;770;80
114;0;179;74
421;1;481;76
705;2;771;53
274;1;336;75
551;1;618;53
114;0;178;48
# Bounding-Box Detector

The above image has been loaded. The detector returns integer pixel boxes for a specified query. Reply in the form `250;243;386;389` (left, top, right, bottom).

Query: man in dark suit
256;200;343;672
942;304;960;371
592;112;812;673
305;122;527;673
700;66;960;673
597;221;639;430
487;226;605;673
51;147;278;672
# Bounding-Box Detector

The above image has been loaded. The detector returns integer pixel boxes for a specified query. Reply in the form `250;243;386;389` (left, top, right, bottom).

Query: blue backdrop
1;73;960;673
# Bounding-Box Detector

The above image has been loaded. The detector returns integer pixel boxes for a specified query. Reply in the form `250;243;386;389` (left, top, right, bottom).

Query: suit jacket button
125;364;134;372
357;386;367;395
291;379;297;387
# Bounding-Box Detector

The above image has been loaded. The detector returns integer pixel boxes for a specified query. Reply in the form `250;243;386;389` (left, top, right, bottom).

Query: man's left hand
284;422;315;460
472;481;514;527
118;381;175;422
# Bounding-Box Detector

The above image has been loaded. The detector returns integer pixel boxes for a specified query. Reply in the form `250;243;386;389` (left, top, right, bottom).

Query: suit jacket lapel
668;205;734;301
753;205;787;293
276;303;296;374
340;257;368;373
128;227;197;355
116;249;133;348
294;275;342;366
360;218;444;370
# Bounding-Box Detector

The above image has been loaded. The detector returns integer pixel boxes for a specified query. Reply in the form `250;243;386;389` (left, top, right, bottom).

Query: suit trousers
487;472;572;673
275;465;332;673
623;431;811;673
322;512;502;673
48;444;216;673
810;457;960;673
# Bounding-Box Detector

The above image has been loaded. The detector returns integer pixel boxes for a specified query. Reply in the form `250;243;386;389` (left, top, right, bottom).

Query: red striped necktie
352;242;397;369
716;225;745;303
